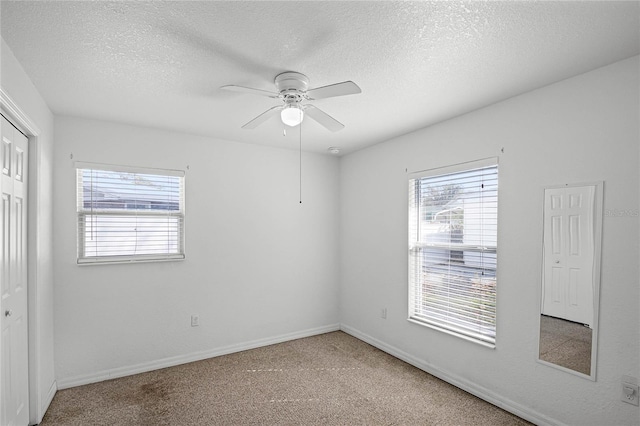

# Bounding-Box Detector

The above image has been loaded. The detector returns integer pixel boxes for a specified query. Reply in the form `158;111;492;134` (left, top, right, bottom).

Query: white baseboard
339;324;563;426
54;323;560;425
57;323;340;390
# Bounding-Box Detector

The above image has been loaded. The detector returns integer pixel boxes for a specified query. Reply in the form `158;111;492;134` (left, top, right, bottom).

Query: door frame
1;88;43;425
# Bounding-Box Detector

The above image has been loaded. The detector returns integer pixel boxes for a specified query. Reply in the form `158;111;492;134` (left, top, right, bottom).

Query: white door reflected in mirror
538;182;603;379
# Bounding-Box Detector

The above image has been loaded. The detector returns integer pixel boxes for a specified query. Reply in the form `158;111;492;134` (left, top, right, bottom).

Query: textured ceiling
1;1;639;155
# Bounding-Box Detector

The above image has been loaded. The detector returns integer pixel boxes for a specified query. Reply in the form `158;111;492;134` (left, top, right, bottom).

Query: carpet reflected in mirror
539;315;592;376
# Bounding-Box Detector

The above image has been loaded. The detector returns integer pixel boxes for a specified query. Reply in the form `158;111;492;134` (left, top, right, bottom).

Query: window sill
407;317;496;349
77;256;185;266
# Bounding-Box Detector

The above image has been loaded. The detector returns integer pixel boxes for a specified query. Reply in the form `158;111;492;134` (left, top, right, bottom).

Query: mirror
537;182;603;379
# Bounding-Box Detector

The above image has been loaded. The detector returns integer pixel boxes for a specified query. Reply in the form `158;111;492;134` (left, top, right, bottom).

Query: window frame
408;157;498;348
76;162;186;265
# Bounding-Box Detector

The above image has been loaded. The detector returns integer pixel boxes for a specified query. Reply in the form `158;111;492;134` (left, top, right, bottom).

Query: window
76;162;185;264
408;158;498;347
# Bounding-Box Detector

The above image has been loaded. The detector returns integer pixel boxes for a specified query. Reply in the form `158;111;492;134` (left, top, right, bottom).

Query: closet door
542;185;595;327
1;114;29;426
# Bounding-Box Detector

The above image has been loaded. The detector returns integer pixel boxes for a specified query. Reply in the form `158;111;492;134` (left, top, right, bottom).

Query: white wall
340;56;639;426
1;38;56;424
53;116;340;385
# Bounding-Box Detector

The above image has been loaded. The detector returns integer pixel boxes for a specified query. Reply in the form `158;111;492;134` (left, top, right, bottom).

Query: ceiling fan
220;72;361;132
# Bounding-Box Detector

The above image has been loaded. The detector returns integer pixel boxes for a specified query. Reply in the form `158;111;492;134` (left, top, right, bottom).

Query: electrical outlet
381;308;387;319
191;315;199;327
621;382;639;406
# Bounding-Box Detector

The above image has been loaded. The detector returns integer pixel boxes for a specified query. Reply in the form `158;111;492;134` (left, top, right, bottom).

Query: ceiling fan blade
304;105;345;132
241;106;282;129
220;85;279;98
306;81;361;100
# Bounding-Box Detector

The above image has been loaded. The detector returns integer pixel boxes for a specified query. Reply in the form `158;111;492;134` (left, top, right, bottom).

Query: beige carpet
41;331;531;425
539;315;591;375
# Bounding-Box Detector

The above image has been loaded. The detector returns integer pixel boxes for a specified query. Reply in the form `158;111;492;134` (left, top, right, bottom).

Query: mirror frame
536;181;604;380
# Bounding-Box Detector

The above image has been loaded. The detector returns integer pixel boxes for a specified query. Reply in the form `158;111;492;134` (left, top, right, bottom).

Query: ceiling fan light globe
281;106;304;127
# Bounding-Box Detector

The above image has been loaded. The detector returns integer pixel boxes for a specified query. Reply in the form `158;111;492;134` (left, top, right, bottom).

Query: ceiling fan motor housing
275;72;310;103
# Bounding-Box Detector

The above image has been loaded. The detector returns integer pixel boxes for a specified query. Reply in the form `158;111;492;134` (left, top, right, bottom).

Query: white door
0;115;29;426
542;185;595;327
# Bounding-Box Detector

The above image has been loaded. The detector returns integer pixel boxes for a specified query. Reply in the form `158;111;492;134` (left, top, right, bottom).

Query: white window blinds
76;163;185;264
408;158;498;346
